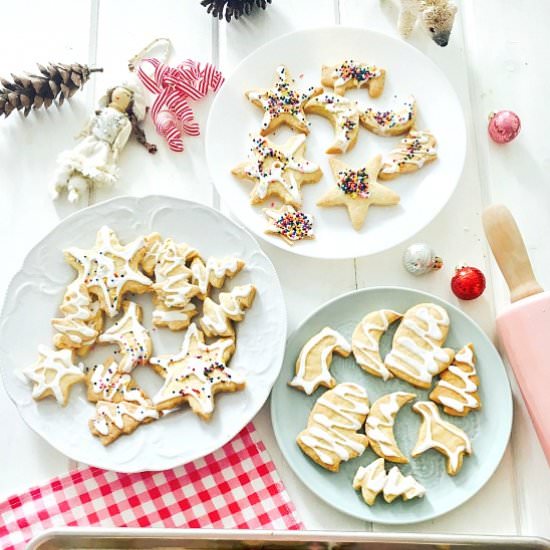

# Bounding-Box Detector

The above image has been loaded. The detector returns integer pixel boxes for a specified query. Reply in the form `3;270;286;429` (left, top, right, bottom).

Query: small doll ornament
51;77;156;203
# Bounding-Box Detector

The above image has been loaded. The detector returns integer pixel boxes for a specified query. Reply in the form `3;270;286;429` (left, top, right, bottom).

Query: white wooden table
1;0;549;539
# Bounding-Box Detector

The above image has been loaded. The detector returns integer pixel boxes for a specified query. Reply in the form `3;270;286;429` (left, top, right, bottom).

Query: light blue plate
271;287;513;525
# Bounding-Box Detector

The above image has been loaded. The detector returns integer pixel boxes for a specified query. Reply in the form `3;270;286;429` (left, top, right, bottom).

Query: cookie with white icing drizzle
365;391;416;463
359;95;416;137
264;205;315;246
64;226;152;318
23;345;84;406
430;343;481;416
383;466;426;503
98;301;152;373
412;401;472;476
352;309;402;381
321;60;386;97
232;134;323;208
378;129;438;181
246;65;322;135
296;382;369;472
289;327;351;395
152;295;197;331
142;233;198;277
304;92;360;154
190;256;245;300
200;284;256;338
385;303;455;389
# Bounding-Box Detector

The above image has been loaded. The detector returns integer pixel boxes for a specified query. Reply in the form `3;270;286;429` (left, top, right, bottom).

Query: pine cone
201;0;272;22
0;62;102;118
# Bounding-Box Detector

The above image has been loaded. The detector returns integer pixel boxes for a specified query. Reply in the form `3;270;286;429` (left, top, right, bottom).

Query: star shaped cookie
149;323;244;420
232;134;322;208
317;156;400;230
64;226;152;317
246;65;322;135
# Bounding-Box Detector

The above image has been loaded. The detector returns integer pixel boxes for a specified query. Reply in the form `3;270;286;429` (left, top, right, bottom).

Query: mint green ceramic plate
271;287;513;524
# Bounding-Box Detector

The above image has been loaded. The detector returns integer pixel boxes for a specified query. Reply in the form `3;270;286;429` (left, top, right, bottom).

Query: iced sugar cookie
352;458;387;505
366;391;416;463
304;92;360;154
430;343;481;416
383;466;426;503
232;134;322;208
152;295;197;331
141;233;198;277
296;382;369;472
289;327;351;395
352;309;402;381
264;205;315;246
190;256;245;299
385;303;455;389
317;156;400;231
412;401;472;476
23;345;84;406
321;60;386;97
246;65;322;135
359;96;416;136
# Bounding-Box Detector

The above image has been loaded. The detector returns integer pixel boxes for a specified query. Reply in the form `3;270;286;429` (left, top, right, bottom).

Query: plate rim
0;194;288;472
270;285;512;524
205;25;467;260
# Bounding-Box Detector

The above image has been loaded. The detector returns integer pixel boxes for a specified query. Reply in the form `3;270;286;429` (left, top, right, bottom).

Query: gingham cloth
0;423;302;550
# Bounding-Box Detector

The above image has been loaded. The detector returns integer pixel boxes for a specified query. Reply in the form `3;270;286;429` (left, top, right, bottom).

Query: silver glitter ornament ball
403;243;443;276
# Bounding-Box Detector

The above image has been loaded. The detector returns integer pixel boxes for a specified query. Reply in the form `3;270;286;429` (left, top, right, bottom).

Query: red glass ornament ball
451;265;486;300
488;110;521;144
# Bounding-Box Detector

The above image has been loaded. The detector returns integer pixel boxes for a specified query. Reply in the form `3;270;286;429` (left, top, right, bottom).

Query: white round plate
206;26;466;259
271;287;512;524
0;196;286;472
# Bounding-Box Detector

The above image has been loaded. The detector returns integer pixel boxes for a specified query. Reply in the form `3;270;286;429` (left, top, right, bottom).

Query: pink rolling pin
483;204;550;465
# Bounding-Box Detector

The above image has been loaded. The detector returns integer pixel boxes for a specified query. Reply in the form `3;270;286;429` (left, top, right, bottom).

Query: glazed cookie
352;309;402;381
289;327;351;395
359;96;416;136
150;323;244;420
141;232;164;277
412;401;472;476
90;399;159;446
264;205;315;246
385;303;455;389
430;343;481;417
304;92;360;154
379;129;437;181
99;301;152;373
317;156;400;231
232;134;323;208
64;226;152;317
23;345;84;406
296;382;369;472
321;60;386;97
152;295;197;331
52;280;104;356
383;466;426;503
200;284;257;338
352;458;387;506
190;256;245;299
366;391;416;463
245;65;322;135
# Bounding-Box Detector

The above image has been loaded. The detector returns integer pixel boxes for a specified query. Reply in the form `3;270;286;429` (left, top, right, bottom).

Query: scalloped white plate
0;196;286;472
206;26;466;259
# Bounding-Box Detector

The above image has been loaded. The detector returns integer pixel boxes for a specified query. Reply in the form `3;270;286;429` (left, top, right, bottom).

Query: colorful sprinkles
335;60;381;84
337;168;371;199
274;210;314;242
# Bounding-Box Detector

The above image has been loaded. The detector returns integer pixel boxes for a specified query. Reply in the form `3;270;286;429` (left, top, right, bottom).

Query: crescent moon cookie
200;284;257;338
245;65;322;135
365;391;416;463
149;323;244;420
412;401;472;476
378;129;437;181
303;92;360;154
52;280;104;356
64;226;152;318
23;345;84;406
430;343;481;417
99;301;152;373
359;96;416;137
232;134;323;208
352;309;402;381
384;303;455;389
289;327;352;395
264;205;315;246
321;60;386;97
317;156;400;231
296;382;369;472
190;256;245;299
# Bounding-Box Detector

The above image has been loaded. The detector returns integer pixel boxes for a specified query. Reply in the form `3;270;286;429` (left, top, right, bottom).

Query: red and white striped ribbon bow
137;58;224;152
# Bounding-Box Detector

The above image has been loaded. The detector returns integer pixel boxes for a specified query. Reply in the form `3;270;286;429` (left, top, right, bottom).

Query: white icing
290;327;351;395
381;130;437;174
360;96;415;135
89;362;148;406
332;61;382;88
93;401;158;435
191;256;241;296
353;458;387;495
153;303;196;324
384;466;425;501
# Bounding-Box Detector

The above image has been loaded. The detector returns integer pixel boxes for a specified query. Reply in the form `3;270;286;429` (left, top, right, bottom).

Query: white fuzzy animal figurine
395;0;457;47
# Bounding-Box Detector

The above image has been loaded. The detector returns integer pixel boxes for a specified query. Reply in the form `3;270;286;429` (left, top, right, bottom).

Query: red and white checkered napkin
0;423;302;550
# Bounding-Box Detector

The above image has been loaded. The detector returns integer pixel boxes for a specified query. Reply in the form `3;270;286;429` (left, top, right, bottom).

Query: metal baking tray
26;528;550;550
